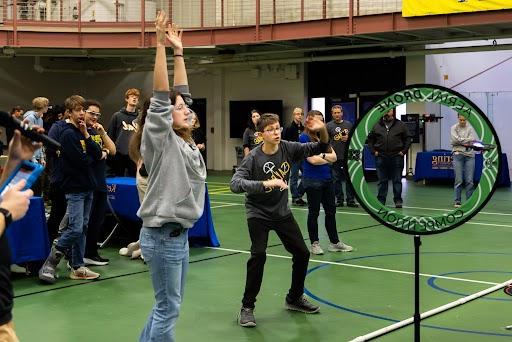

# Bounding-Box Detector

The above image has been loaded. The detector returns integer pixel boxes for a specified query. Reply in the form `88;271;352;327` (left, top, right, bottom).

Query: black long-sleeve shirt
230;140;328;220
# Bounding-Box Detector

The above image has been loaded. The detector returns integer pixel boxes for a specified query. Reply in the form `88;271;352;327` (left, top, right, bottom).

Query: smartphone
0;160;44;198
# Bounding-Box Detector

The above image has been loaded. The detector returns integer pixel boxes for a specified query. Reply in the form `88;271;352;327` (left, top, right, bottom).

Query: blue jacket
59;123;102;193
47;120;69;186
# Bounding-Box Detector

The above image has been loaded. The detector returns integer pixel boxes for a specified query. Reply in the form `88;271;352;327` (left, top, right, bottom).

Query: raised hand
166;23;183;53
305;115;325;132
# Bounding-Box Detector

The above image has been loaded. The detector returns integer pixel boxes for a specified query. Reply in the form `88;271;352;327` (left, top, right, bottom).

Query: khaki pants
0;321;19;342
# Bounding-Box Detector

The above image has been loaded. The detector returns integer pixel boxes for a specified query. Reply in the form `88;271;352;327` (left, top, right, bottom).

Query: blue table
414;151;510;187
363;144;376;170
106;177;220;247
7;197;50;264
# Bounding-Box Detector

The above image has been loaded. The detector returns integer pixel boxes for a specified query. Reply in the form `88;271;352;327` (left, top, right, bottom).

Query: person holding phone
0;129;41;341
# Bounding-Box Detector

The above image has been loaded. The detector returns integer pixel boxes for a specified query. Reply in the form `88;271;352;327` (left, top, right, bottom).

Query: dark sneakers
285;295;320;314
346;201;358;208
84;255;110;266
395;201;403;209
238;307;256;327
292;198;307;206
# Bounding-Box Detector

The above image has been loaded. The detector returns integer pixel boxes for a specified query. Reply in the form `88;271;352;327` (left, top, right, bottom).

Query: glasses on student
86;110;101;117
264;127;281;134
175;103;189;111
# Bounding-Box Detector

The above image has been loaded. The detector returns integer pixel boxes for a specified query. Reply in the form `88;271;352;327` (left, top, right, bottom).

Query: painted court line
206;247;498;286
208;192;509;217
208;201;512;228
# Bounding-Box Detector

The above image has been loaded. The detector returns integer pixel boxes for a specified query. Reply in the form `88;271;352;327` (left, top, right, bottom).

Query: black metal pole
414;235;422;342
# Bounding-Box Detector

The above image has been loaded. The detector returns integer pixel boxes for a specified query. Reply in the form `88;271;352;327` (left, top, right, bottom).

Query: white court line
209;191;510;217
210;204;240;209
206;246;498;286
350;278;512;341
208;201;512;228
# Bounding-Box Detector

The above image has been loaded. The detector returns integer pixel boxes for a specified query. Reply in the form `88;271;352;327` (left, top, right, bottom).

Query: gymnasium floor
12;171;512;341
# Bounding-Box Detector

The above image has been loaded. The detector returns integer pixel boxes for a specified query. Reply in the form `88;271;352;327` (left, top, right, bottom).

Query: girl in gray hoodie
137;11;206;342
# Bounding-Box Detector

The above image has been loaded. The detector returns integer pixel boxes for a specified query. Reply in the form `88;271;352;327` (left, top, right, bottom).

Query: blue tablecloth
414;151;511;187
363;145;376;170
106;177;220;247
7;197;50;264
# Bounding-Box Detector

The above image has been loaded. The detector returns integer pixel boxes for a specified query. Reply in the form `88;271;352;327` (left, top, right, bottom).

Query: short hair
85;99;101;110
125;88;140;99
190;110;200;130
256;113;280;132
10;106;23;115
331;105;342;112
32;97;49;111
307;109;323;119
293;107;304;114
64;95;85;112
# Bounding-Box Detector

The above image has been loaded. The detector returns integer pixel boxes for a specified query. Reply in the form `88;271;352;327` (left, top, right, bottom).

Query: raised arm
154;11;170;92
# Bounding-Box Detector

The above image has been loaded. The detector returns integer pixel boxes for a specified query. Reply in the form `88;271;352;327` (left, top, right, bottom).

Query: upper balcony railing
0;0;402;28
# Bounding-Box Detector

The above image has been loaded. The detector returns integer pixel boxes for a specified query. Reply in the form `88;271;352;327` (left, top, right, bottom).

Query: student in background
242;110;262;157
300;110;353;255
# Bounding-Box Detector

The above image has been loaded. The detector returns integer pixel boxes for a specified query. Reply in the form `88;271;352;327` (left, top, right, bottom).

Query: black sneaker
285;295;320;314
84;255;109;266
346;201;358;208
336;201;344;207
293;198;307;206
237;307;256;327
395;201;403;209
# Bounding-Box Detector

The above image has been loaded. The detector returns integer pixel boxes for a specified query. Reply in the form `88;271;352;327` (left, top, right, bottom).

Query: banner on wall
402;0;512;17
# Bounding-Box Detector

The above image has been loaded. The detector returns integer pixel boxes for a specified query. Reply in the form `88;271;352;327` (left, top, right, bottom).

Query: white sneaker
328;241;354;252
69;266;100;280
311;241;324;255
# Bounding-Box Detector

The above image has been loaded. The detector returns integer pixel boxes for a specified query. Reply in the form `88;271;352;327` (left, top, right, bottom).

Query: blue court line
305;251;512;338
428;270;512;302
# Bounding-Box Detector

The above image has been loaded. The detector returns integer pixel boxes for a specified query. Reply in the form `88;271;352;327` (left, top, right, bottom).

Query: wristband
173;54;183;57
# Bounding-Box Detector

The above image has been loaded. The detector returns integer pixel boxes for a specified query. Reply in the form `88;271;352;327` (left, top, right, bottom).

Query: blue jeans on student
331;161;355;204
56;191;93;268
290;160;305;200
453;153;475;203
375;154;404;205
139;223;189;342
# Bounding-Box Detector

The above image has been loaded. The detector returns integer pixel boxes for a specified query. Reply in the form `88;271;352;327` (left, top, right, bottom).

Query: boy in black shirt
231;113;330;327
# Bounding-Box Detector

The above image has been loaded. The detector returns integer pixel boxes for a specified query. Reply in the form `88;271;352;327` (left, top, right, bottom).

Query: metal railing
1;0;402;27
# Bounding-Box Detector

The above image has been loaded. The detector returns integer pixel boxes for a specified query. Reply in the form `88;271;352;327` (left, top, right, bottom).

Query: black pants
85;190;108;258
111;153;136;177
46;185;67;243
242;216;310;309
303;178;340;244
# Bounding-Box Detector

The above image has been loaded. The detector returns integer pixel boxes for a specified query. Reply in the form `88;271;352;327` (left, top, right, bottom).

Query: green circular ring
345;84;502;235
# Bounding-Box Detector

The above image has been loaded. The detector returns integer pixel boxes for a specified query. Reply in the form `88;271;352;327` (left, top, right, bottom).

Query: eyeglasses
175;103;189;111
86;110;101;117
263;127;281;134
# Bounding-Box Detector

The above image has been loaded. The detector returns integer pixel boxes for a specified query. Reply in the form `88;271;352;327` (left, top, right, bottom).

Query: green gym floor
12;171;512;341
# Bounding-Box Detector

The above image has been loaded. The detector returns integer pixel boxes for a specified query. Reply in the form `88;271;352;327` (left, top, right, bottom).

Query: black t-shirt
0;233;13;325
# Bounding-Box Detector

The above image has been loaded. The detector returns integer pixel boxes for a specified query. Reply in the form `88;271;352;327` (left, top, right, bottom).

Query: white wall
426;39;512;176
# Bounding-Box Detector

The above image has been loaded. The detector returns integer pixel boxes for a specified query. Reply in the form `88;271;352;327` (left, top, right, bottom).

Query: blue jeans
139;223;189;342
453;153;475;202
375;154;404;205
331;162;355;203
303;178;340;244
56;191;93;268
290;160;305;199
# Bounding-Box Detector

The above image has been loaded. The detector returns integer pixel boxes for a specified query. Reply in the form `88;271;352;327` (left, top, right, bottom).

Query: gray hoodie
137;88;207;228
451;122;476;157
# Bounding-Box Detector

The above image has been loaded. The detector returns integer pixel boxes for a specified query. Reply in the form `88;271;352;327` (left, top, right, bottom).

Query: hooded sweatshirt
137;87;207;229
